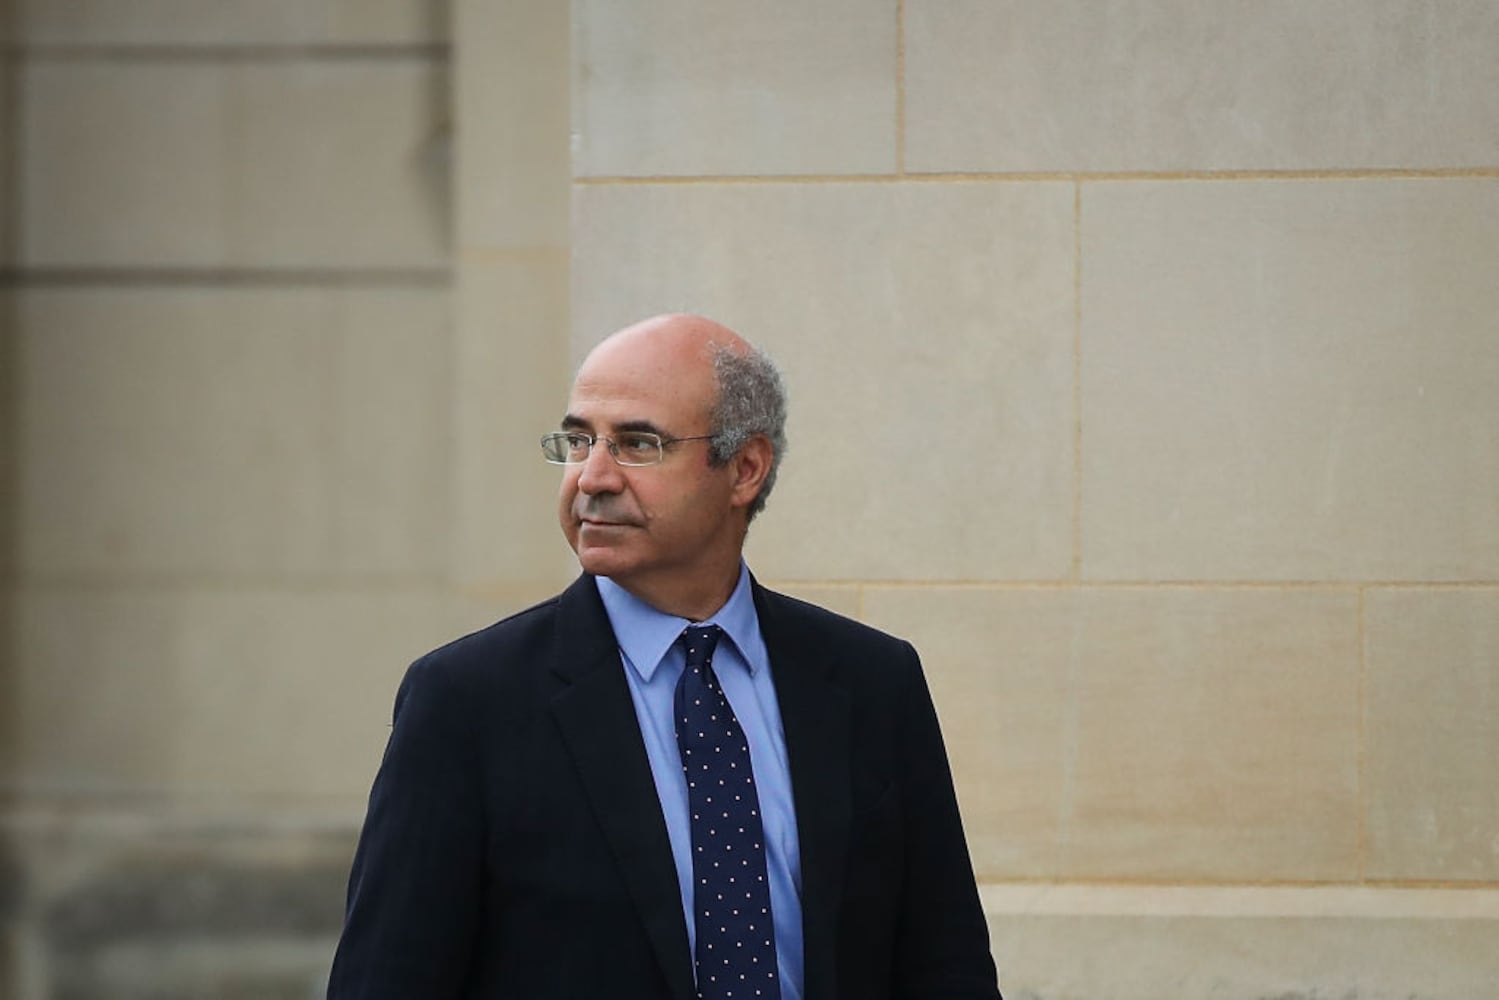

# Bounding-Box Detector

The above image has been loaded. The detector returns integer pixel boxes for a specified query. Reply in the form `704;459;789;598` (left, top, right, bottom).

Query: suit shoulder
405;591;563;688
758;587;914;659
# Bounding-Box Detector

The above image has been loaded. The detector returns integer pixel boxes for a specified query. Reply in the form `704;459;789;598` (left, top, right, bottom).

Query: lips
579;516;639;529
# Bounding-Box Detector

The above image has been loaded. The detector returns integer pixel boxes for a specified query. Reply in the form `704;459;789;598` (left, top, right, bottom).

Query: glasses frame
540;430;718;467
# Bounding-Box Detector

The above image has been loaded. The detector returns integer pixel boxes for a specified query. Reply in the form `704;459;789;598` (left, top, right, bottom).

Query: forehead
565;341;716;429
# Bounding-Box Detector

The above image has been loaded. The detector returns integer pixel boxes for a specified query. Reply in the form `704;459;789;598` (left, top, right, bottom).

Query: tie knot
681;624;723;669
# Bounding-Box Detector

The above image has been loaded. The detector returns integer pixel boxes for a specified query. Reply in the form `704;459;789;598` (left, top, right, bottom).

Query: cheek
658;475;725;531
558;474;580;525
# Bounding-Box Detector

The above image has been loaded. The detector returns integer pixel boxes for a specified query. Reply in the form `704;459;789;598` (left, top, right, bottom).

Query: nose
575;438;625;495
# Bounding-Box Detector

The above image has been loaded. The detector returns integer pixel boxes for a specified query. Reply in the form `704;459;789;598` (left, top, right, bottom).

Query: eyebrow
559;414;671;437
614;418;669;436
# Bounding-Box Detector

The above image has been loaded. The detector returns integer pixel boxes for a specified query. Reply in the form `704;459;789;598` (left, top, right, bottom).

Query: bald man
328;316;1002;1000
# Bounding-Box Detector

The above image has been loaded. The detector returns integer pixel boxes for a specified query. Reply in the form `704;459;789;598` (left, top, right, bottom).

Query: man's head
553;314;787;615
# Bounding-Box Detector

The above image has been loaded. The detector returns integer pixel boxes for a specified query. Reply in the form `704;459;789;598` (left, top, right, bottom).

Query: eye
618;432;657;454
564;432;592;456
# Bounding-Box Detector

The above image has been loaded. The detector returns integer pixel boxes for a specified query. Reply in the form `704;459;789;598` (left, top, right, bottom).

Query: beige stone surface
168;588;507;801
7;589;182;794
21;61;228;266
0;54;13;263
906;0;1499;173
325;0;449;44
453;251;577;588
328;290;454;576
983;892;1499;1000
861;586;1361;881
450;0;572;587
17;287;452;579
455;0;568;252
0;322;13;582
573;0;895;176
224;60;449;268
0;68;15;583
758;583;861;621
16;0;446;45
21;59;449;268
1366;587;1499;882
574;181;1076;582
7;585;512;802
1081;179;1499;582
16;1;313;45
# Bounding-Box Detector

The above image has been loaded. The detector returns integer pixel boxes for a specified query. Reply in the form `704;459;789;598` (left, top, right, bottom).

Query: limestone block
324;0;449;45
861;586;1361;881
21;61;229;266
1366;587;1499;882
328;290;455;577
982;885;1499;1000
0;54;14;263
16;1;316;45
574;181;1076;582
224;60;450;268
906;0;1499;172
7;585;514;801
7;590;182;795
17;287;452;579
1081;178;1499;582
167;588;511;801
452;251;576;588
0;298;16;581
21;59;449;268
1;812;355;1000
573;0;896;176
758;584;861;621
455;0;568;252
15;0;446;45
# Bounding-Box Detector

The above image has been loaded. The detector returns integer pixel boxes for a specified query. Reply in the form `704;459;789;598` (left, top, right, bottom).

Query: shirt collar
595;562;764;683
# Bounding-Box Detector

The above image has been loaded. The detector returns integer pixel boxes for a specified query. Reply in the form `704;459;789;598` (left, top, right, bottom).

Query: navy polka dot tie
675;625;781;1000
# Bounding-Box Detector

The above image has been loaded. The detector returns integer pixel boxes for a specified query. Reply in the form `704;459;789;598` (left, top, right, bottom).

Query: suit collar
754;580;853;1000
548;573;621;683
550;573;855;1000
548;574;697;1000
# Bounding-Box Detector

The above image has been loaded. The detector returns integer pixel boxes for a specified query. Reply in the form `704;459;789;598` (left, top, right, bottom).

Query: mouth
579;517;637;529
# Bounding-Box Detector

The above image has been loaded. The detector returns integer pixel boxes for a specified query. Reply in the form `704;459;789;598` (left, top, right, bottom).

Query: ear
727;435;774;511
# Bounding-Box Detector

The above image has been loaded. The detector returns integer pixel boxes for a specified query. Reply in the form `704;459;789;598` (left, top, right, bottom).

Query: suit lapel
548;576;696;1000
755;582;852;1000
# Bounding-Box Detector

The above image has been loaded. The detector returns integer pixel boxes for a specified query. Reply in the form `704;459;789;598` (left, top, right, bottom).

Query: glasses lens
541;432;592;464
612;432;664;466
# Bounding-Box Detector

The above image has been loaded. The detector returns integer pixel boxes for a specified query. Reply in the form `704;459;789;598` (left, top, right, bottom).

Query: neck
614;560;743;622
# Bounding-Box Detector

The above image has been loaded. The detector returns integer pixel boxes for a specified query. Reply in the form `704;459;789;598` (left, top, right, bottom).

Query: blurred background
2;1;1496;997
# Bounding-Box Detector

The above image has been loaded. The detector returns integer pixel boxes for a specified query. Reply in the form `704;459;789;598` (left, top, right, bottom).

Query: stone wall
562;1;1499;997
3;1;1497;998
1;3;491;997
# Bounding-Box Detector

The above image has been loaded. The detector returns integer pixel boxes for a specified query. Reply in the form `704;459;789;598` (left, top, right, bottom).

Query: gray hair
706;343;787;522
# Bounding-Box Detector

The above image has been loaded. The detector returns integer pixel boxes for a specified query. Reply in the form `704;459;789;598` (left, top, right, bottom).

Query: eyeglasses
540;430;717;467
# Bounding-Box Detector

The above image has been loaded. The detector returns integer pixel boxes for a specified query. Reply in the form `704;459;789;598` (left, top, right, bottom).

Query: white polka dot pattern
676;625;780;1000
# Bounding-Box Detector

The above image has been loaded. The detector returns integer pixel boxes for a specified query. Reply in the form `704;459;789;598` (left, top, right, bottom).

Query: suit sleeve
327;655;486;998
891;641;1004;1000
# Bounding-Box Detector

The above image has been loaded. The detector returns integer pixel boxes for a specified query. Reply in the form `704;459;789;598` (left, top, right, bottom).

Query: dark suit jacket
329;574;1001;1000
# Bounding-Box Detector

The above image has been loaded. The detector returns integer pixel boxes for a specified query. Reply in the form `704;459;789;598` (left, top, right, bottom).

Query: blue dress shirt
596;565;805;1000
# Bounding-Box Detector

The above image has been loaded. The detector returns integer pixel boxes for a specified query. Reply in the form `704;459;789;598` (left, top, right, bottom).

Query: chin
576;546;636;580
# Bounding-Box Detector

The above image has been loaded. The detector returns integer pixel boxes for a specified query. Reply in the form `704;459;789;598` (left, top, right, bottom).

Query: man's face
557;337;742;596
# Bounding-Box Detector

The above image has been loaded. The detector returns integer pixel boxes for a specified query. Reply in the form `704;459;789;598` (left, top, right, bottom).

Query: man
328;314;1002;999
